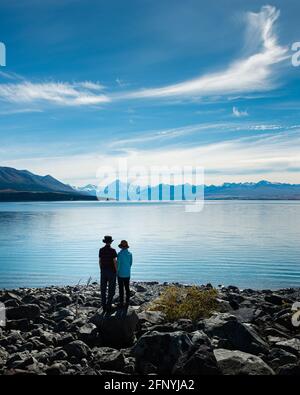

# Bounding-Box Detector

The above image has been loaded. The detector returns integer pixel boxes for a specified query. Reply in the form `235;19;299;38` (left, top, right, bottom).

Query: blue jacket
117;249;133;278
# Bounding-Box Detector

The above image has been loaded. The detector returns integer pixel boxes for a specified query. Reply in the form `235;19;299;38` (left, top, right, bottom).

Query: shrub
149;285;218;322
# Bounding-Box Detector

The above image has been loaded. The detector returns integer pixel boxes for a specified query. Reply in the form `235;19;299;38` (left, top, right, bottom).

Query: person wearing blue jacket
117;240;133;307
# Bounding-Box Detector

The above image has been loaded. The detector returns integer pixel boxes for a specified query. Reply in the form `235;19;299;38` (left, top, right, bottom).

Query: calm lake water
0;201;300;290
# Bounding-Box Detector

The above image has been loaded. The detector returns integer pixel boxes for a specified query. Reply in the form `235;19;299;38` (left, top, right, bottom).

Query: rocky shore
0;282;300;375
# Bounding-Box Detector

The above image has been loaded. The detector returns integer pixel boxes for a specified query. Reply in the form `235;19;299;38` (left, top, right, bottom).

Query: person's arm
113;257;117;273
99;251;102;268
130;254;133;267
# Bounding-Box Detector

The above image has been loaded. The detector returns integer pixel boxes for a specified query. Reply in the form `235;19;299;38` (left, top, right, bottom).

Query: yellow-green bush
149;286;218;322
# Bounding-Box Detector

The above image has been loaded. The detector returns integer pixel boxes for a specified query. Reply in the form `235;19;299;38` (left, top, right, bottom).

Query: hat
103;235;113;243
118;240;129;249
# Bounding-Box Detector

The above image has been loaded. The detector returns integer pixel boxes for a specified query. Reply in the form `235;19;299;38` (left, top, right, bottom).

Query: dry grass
149;285;218;322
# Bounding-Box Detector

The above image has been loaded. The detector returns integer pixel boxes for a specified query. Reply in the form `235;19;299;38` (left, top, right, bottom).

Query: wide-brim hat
103;235;113;243
118;240;129;249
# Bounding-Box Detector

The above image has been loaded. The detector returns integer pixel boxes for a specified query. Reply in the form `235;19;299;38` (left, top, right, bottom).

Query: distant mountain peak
0;166;76;194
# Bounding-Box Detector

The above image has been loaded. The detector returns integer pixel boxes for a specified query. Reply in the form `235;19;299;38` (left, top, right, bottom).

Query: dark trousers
101;269;116;307
118;277;130;304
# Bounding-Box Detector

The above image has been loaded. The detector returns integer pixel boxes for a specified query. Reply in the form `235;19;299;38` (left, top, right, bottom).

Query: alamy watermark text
0;42;6;66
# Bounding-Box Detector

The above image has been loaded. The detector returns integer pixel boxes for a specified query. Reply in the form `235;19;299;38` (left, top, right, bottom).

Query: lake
0;201;300;290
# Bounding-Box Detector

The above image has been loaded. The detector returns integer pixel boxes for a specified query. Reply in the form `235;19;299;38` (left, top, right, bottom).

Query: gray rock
93;347;126;371
132;331;193;374
55;293;73;307
51;308;74;322
138;310;166;325
64;340;91;360
0;292;21;303
173;344;221;375
265;294;284;305
46;362;67;375
90;308;139;347
4;299;20;308
6;353;37;370
6;304;41;320
268;347;297;364
201;313;269;355
0;331;24;347
52;349;68;361
135;285;147;293
56;334;75;347
0;347;8;367
78;323;98;345
230;307;257;323
6;319;31;331
276;338;300;356
189;330;211;347
214;349;275;375
278;363;300;375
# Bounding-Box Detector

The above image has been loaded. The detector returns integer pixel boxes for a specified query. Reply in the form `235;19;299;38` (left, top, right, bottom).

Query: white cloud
233;106;248;117
116;78;130;88
123;6;288;100
0;6;288;108
75;81;105;90
4;126;300;186
0;81;110;106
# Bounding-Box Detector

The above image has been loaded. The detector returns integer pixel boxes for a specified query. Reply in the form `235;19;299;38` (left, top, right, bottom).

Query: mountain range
0;167;96;201
76;180;300;200
1;166;300;201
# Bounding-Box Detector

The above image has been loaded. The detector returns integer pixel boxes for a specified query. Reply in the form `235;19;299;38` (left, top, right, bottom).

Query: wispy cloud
4;127;300;186
0;6;289;109
116;78;130;88
75;81;105;91
0;81;110;106
122;6;287;100
233;106;248;117
0;108;43;115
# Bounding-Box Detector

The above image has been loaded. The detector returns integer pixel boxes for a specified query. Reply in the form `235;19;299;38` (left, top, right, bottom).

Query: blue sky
0;0;300;185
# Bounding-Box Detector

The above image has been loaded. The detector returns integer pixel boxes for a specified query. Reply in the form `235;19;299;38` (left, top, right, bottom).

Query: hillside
0;167;97;201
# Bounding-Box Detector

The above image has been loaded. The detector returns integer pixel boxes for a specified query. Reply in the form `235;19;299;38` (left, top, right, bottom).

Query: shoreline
1;281;299;292
1;282;300;375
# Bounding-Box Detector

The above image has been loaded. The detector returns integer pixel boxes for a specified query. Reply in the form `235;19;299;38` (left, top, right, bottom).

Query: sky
0;0;300;186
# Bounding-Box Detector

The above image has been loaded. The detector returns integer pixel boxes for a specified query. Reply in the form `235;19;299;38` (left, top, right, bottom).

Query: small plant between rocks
149;285;219;322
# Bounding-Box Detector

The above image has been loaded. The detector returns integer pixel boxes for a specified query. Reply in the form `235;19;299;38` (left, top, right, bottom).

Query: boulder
0;292;21;303
51;349;68;362
132;331;193;374
90;308;139;347
51;308;74;322
6;304;40;320
275;338;300;356
189;330;211;347
138;310;166;325
93;347;126;371
230;307;257;323
55;293;73;307
0;347;8;367
135;285;147;293
201;313;269;355
64;340;91;360
56;334;75;347
6;319;32;331
46;362;67;375
269;347;296;362
268;348;297;370
6;353;37;370
214;349;275;375
173;344;221;375
78;323;99;345
265;294;284;306
278;363;300;375
4;299;20;308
